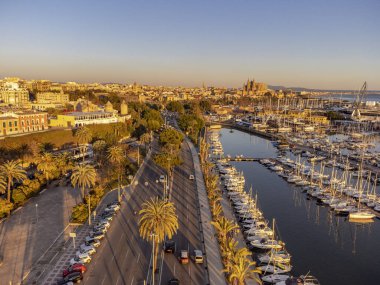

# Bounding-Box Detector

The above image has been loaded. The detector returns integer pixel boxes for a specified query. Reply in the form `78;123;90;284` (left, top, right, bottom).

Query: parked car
91;231;105;240
92;225;107;234
69;253;91;265
105;204;120;211
96;220;110;228
101;215;113;222
62;263;86;277
167;278;180;285
163;240;176;253
76;245;96;256
159;175;166;183
57;271;83;284
107;200;121;207
189;175;195;180
179;250;189;264
193;249;203;264
101;211;116;218
84;238;101;248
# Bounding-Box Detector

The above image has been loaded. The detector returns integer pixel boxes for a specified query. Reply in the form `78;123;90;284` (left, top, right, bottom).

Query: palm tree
71;164;96;225
0;160;27;202
140;133;151;150
139;197;178;281
75;126;92;162
37;153;57;184
225;254;262;285
211;216;239;247
93;140;107;166
56;152;73;176
107;145;124;201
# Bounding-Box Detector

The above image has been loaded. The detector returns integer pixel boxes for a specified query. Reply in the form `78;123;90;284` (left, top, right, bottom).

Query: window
14;121;18;127
2;122;5;128
9;122;12;127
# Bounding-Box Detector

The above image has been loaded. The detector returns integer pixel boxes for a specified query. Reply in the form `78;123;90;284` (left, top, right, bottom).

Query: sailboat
349;152;376;222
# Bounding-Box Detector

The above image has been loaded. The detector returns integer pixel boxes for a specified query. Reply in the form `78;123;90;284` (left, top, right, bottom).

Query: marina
211;127;380;285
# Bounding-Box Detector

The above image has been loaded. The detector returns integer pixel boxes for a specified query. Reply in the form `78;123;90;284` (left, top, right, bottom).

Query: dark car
62;263;86;277
107;201;120;207
163;240;176;253
57;271;83;284
168;278;180;285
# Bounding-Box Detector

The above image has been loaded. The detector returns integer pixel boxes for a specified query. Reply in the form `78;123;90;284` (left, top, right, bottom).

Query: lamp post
35;204;38;223
88;194;91;225
150;233;158;285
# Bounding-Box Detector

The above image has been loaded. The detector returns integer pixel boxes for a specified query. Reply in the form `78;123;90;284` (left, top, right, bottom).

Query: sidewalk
0;180;81;285
186;138;227;285
35;147;152;284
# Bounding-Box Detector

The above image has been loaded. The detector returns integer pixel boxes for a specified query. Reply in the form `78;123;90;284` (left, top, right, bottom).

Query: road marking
130;276;134;285
101;276;106;285
137;252;141;263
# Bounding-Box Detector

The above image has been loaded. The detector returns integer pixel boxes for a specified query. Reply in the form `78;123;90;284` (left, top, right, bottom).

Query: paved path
186;138;227;285
0;180;81;285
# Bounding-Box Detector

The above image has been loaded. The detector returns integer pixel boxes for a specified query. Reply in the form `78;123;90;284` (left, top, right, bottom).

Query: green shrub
12;189;27;206
71;203;89;223
0;199;14;218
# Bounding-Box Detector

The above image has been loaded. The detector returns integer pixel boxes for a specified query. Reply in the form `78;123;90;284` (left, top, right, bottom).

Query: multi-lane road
82;133;208;284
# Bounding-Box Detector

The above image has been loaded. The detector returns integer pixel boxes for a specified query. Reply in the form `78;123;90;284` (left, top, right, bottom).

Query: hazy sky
0;0;379;89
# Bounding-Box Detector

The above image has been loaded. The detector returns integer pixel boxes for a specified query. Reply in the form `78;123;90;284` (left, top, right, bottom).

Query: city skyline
1;0;379;89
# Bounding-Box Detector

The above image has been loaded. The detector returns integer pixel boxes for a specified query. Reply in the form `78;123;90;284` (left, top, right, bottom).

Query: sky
0;0;379;90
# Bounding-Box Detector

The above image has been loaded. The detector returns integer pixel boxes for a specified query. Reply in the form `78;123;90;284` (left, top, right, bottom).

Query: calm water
317;93;380;102
219;128;380;285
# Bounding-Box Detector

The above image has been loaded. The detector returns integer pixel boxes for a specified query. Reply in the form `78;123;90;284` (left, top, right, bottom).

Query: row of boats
259;155;379;222
209;131;320;285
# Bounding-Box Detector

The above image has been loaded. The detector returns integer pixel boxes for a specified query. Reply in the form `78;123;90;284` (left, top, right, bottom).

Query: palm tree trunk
7;179;11;202
81;186;85;201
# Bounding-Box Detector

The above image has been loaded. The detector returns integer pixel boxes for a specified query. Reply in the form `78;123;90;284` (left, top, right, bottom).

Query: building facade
49;111;119;128
0;111;48;136
0;82;30;105
36;91;69;104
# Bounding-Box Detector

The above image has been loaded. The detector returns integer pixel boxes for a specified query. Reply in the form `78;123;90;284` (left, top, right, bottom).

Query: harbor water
219;128;380;285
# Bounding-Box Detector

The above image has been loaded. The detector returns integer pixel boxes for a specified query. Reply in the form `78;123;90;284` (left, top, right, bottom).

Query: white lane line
137;252;141;263
130;276;135;285
101;276;106;285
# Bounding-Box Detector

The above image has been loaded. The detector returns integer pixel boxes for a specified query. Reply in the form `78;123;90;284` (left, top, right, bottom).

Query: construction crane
351;81;367;121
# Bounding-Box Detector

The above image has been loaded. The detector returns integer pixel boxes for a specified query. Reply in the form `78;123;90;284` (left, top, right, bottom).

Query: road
82;138;207;285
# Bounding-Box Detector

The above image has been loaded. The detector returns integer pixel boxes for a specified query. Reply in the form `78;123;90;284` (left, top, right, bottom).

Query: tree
0;160;27;202
211;216;238;247
107;145;124;201
140;133;151;149
71;164;97;225
139;197;178;280
37;153;57;184
93;140;107;166
39;142;55;153
75;126;93;162
0;174;6;195
56;152;73;176
166;101;184;114
225;253;262;285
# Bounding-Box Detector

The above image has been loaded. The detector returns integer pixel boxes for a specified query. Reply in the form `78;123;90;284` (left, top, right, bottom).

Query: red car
62;263;86;277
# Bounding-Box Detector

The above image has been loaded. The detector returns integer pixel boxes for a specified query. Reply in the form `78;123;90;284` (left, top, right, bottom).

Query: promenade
186;138;227;285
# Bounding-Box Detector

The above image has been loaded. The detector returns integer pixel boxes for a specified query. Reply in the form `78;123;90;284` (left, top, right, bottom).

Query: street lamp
149;233;158;285
35;204;38;223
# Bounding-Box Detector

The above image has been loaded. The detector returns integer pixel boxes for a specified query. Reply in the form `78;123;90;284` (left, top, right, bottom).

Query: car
91;231;105;240
84;236;101;246
83;239;101;248
62;263;86;277
168;278;180;285
107;200;121;207
105;204;120;211
163;240;176;253
96;220;110;228
101;210;116;217
76;245;96;256
179;250;189;264
101;215;113;222
194;249;203;264
189;174;195;180
92;226;107;234
69;253;91;265
57;271;83;284
159;175;166;183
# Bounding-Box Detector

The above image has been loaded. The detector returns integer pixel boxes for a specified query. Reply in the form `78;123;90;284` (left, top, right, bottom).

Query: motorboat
261;274;289;284
257;263;292;274
349;210;376;222
250;238;283;250
258;250;291;264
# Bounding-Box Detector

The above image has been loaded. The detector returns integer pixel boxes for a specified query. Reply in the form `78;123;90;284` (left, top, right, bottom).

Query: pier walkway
218;178;260;285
